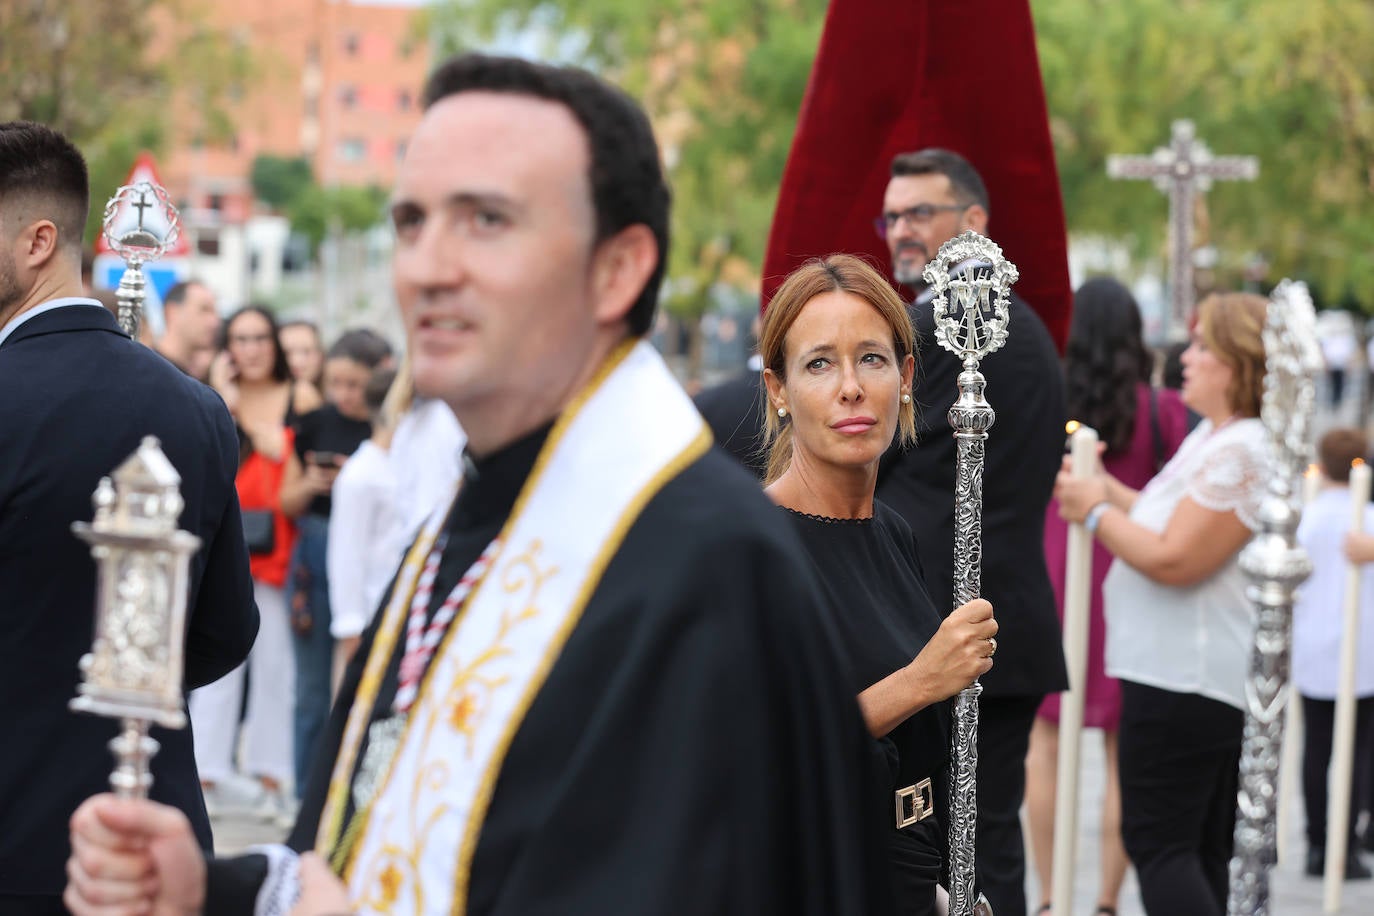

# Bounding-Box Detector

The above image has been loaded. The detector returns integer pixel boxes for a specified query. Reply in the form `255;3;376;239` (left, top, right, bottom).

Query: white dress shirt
327;440;399;639
1103;417;1268;710
1293;486;1374;699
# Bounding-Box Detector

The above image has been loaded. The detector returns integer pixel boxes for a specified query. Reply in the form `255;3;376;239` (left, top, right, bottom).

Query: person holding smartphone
194;305;321;824
279;328;393;814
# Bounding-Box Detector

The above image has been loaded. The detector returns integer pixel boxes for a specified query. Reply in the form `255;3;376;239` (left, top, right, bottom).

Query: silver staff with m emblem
925;229;1017;916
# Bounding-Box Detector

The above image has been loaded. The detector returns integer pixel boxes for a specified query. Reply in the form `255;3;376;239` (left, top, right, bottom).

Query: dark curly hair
1064;277;1154;454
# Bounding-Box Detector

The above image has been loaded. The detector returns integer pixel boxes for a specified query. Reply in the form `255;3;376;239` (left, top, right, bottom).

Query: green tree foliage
430;0;1373;313
1033;0;1374;307
251;155;315;211
428;0;827;327
250;154;387;253
0;0;253;244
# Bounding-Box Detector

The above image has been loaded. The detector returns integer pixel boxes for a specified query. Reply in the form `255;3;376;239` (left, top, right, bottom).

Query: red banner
762;0;1071;349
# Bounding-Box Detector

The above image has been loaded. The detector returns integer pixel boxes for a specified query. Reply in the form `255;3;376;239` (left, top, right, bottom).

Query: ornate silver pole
1226;280;1322;915
70;437;201;797
100;181;181;340
924;229;1017;916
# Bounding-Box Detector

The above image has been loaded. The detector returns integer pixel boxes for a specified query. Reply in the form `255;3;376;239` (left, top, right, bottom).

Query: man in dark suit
693;316;767;479
0;121;258;914
875;148;1067;916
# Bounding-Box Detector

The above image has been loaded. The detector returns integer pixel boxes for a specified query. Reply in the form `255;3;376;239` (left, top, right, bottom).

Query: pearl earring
901;393;911;404
777;407;788;419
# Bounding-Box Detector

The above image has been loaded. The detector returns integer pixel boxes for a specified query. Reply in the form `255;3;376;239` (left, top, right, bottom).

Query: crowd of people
1;43;1369;916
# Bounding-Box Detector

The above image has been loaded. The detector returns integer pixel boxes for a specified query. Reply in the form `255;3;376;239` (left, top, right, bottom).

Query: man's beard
891;241;929;288
893;263;926;287
0;250;23;322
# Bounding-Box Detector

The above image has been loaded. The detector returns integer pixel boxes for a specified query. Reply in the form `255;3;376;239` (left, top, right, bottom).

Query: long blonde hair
759;254;918;484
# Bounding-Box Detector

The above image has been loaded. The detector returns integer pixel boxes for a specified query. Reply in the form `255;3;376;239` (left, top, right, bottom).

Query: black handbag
242;508;276;556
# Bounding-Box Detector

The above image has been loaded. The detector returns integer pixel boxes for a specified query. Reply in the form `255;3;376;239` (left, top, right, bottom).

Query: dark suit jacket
694;368;767;479
877;291;1068;698
0;304;258;897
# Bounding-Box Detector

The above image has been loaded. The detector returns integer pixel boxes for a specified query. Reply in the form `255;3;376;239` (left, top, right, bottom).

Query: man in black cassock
875;148;1068;916
64;54;884;916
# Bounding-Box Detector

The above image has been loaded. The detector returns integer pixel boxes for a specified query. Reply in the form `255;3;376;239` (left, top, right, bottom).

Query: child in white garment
1295;427;1374;879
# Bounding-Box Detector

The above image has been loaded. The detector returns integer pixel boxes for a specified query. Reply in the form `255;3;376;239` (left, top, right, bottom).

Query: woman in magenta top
1026;278;1190;916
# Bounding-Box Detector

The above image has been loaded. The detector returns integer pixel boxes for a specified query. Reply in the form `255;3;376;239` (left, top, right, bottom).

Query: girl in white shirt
327;367;400;685
1055;292;1270;916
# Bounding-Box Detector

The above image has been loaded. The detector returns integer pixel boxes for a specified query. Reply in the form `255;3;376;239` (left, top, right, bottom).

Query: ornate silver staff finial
1227;280;1321;916
70;437;200;798
925;228;1016;916
100;181;181;341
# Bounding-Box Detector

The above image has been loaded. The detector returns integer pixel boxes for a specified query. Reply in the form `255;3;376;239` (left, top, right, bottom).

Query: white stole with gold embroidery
341;341;710;915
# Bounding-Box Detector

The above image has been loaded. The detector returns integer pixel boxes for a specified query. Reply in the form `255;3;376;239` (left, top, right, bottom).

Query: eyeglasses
874;203;970;239
228;333;274;347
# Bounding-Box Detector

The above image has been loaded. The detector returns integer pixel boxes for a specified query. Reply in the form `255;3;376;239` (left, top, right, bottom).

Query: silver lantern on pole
924;229;1017;916
70;436;201;798
100;180;181;341
1226;279;1322;915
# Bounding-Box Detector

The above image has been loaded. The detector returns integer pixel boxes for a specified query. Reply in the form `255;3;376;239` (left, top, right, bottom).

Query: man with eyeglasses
874;147;1068;916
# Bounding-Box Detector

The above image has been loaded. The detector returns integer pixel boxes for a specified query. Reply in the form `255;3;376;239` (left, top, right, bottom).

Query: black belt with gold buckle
895;777;934;829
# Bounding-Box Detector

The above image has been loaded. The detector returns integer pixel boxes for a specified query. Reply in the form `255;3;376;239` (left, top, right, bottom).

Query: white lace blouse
1102;417;1268;710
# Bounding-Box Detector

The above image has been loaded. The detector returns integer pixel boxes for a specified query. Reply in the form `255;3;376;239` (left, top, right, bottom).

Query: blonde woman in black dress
761;254;998;915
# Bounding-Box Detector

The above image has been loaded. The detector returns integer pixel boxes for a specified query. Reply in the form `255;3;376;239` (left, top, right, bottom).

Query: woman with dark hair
191;305;321;818
279;328;394;814
761;254;997;915
1025;277;1190;916
1055;292;1271;916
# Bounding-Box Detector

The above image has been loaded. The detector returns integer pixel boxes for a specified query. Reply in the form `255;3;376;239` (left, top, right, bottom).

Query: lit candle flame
1065;420;1080;435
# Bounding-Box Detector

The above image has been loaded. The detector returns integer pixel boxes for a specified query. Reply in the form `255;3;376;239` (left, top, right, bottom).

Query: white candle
1304;462;1322;505
1325;459;1370;911
1051;421;1098;916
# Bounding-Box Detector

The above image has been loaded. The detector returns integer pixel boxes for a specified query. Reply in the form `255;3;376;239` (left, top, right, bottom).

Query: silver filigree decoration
71;437;201;799
1227;280;1320;916
924;230;1017;365
926;229;1017;916
100;180;181;340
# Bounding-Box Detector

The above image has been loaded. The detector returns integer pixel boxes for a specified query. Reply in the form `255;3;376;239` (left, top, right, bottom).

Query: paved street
209;723;1374;914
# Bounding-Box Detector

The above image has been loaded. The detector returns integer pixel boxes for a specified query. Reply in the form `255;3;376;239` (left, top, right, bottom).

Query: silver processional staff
1226;280;1321;915
100;179;181;341
70;437;200;798
924;229;1017;916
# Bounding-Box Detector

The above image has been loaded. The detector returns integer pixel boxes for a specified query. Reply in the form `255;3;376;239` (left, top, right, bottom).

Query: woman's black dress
783;502;951;916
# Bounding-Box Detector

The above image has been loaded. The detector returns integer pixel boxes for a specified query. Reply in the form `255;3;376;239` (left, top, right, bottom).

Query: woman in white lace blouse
1054;292;1269;916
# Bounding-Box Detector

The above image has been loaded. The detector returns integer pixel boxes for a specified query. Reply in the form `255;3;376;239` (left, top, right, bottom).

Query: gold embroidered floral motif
348;539;559;915
379;862;403;907
448;691;479;734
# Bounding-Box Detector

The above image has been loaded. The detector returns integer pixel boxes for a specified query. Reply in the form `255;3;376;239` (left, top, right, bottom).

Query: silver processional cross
1107;119;1258;341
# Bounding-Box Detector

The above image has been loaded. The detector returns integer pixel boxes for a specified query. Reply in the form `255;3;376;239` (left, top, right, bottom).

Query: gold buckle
895;777;934;829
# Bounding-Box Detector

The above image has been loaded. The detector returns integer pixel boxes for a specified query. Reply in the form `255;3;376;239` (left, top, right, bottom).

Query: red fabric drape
761;0;1072;350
